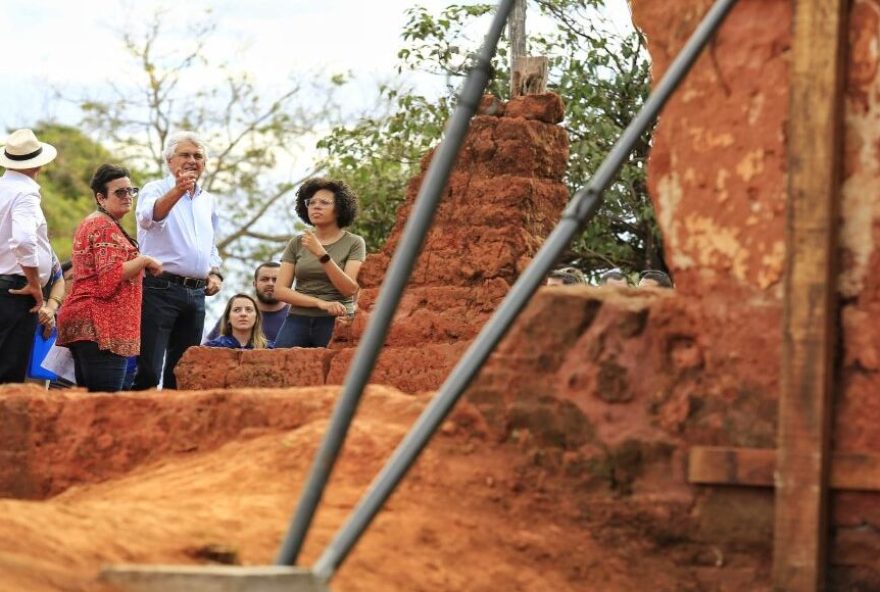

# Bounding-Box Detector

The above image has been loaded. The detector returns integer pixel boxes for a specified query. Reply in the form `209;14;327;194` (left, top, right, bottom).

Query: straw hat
0;129;57;169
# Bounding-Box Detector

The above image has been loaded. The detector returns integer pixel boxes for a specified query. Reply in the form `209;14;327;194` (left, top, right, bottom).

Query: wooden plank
777;0;847;588
99;565;329;592
688;447;880;492
689;447;776;487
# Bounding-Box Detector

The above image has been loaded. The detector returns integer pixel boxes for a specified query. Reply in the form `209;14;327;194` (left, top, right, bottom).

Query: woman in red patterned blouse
57;164;163;392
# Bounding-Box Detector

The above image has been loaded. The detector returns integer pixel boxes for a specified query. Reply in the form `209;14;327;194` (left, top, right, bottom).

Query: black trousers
69;340;128;392
0;276;38;383
132;275;206;390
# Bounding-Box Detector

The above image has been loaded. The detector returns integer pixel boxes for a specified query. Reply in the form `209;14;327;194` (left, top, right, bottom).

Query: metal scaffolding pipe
312;0;740;581
274;0;517;567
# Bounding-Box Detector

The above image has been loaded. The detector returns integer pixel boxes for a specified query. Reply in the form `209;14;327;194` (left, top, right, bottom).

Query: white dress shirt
0;170;53;286
136;175;222;278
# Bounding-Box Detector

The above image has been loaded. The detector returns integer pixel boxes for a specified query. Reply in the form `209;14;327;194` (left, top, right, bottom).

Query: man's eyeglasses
174;151;205;161
111;187;139;198
305;197;334;208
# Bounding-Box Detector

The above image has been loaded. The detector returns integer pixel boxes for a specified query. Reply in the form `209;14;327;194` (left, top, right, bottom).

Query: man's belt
0;274;52;298
154;272;207;289
0;274;26;292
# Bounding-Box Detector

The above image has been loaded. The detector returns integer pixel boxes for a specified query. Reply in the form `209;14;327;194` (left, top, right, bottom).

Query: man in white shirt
0;129;58;383
133;131;223;390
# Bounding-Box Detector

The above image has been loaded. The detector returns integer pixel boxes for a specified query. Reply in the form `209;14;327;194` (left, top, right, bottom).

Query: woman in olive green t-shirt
273;178;366;348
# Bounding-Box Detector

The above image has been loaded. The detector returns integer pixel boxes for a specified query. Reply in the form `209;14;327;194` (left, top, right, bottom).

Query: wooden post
507;0;549;97
774;0;847;589
511;56;549;97
508;0;527;97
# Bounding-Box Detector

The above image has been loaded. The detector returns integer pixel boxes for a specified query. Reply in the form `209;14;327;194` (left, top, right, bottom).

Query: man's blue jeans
274;314;336;348
133;276;205;390
69;340;127;392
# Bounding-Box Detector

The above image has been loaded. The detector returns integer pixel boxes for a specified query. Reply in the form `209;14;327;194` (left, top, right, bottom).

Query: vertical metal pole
274;0;517;567
312;0;741;582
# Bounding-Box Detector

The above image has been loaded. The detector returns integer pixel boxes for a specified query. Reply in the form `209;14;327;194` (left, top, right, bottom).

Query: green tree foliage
319;0;663;278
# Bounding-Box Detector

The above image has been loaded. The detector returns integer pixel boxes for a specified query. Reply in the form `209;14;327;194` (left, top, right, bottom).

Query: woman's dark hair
89;163;138;248
294;177;359;228
219;293;268;349
89;164;130;199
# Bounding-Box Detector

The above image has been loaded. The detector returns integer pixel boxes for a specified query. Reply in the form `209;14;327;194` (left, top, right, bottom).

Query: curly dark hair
294;177;359;228
89;163;130;199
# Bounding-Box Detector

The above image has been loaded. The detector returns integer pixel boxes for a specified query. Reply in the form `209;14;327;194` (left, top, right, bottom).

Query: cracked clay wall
635;2;880;580
450;1;880;588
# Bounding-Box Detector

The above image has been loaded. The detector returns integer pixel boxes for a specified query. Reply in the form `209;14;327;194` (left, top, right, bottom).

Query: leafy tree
70;6;345;270
319;0;664;278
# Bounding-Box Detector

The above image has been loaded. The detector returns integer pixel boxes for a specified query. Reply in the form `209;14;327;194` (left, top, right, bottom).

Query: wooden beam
508;0;527;97
688;447;880;492
776;0;847;588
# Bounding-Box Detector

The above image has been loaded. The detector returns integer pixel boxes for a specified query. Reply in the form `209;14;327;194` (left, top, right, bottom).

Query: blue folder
28;325;58;381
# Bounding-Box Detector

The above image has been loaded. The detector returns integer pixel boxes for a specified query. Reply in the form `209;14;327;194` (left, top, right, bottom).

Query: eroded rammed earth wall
465;0;879;587
633;2;880;580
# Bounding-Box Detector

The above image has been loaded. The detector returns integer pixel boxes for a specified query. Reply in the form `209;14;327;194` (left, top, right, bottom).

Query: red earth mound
0;384;762;592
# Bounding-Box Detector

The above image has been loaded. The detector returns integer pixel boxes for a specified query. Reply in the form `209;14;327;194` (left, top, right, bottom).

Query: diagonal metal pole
311;0;741;581
274;0;517;567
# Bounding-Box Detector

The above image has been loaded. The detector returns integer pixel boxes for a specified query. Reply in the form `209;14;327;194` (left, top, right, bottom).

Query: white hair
162;131;208;163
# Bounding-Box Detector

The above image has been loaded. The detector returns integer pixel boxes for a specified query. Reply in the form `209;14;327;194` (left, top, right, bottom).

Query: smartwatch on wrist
319;253;331;264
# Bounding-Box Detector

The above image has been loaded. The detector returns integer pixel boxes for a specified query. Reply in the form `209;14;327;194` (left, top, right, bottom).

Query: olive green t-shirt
280;231;366;317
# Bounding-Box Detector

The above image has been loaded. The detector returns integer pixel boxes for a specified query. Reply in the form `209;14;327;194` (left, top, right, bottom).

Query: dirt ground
0;385;766;592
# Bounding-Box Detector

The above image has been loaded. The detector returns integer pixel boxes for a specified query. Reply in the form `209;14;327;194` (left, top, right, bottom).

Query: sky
0;0;634;131
0;0;456;129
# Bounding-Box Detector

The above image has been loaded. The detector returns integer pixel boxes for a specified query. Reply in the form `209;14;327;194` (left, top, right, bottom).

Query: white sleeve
9;192;41;267
136;181;168;230
209;198;222;269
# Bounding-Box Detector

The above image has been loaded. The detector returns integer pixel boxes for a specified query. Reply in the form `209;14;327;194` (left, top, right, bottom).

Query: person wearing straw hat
0;128;58;383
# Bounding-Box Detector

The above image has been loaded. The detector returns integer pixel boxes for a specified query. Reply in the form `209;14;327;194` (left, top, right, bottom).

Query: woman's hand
37;305;56;338
143;256;163;276
319;300;347;316
301;230;327;258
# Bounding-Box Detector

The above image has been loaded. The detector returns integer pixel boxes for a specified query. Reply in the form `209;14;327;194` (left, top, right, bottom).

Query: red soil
0;384;765;592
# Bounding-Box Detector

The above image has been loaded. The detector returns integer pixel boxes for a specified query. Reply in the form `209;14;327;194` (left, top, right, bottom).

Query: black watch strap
319;253;331;264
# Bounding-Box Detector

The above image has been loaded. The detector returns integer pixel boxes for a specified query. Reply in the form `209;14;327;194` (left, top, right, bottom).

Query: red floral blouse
57;214;142;356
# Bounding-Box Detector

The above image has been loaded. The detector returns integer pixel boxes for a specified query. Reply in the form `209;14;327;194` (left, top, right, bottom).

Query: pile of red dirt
0;382;766;592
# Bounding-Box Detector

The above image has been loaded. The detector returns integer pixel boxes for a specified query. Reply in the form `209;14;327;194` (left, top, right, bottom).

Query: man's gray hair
163;131;208;162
